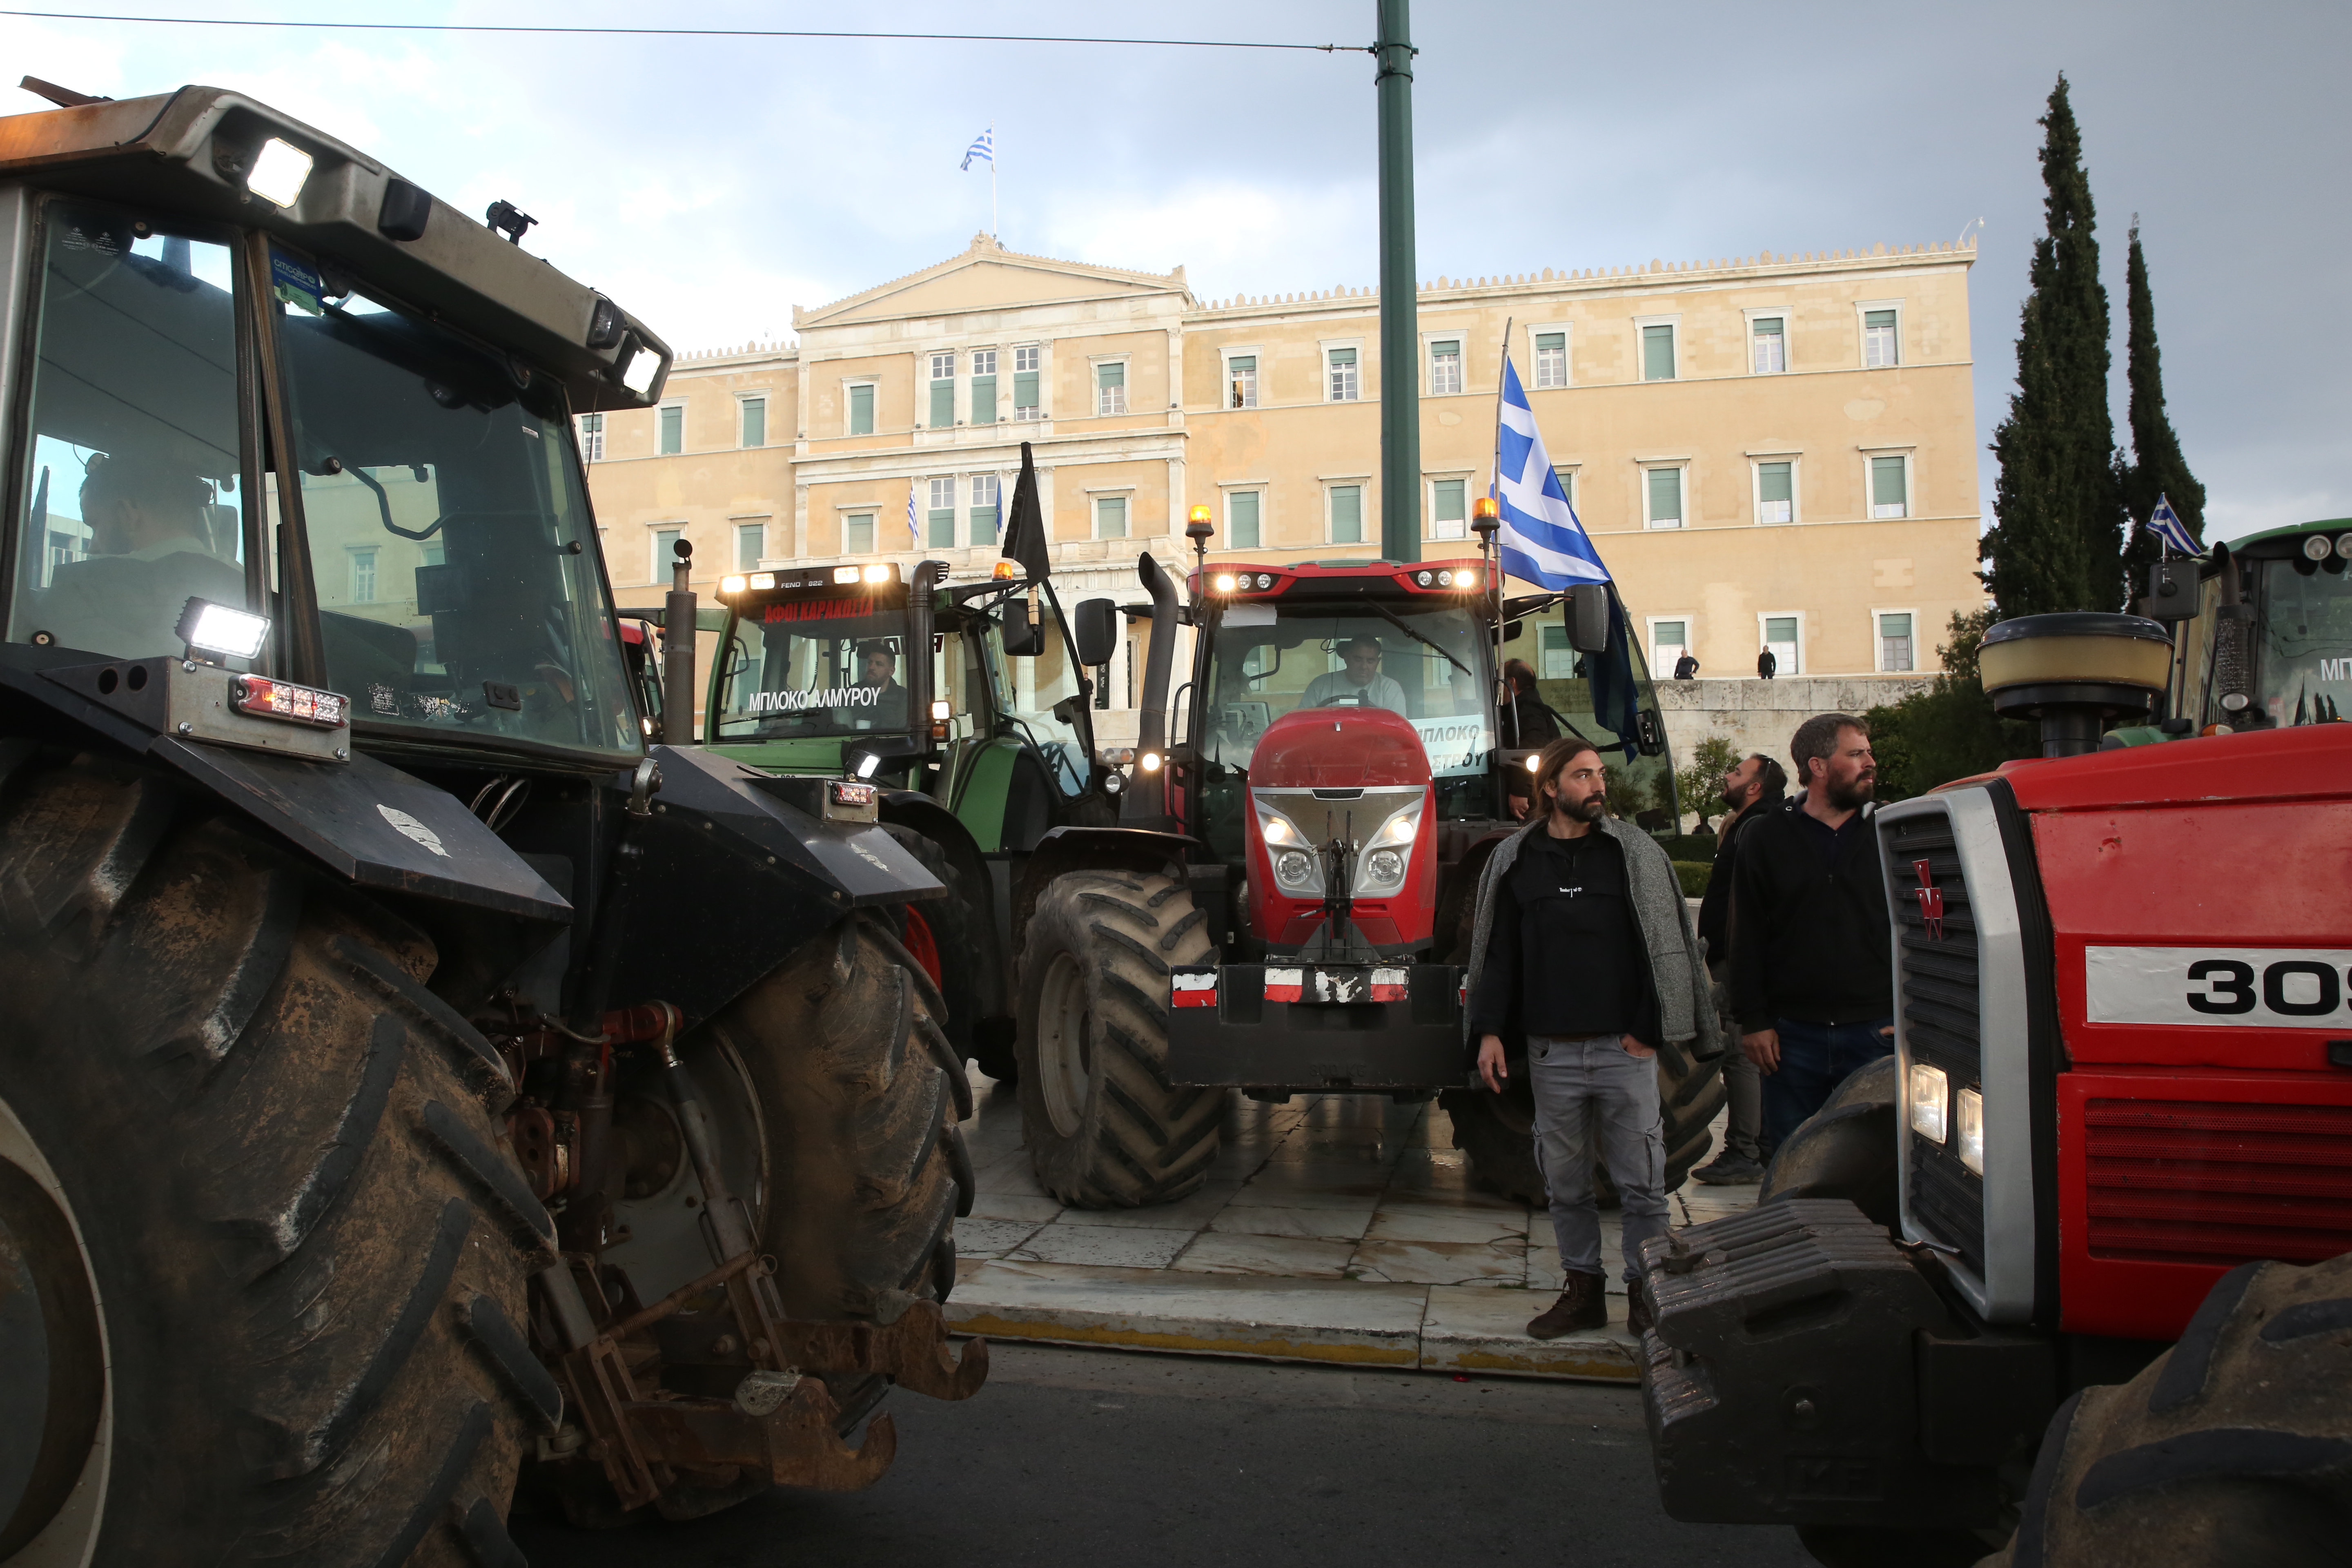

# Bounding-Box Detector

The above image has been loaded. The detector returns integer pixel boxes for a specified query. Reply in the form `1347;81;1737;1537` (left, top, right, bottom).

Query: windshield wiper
1363;599;1474;679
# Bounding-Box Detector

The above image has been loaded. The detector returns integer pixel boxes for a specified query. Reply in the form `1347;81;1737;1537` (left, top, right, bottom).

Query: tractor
1637;521;2352;1567
0;82;982;1566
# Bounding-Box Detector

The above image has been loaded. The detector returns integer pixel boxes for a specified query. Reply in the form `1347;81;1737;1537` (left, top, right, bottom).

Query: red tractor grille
2084;1098;2352;1266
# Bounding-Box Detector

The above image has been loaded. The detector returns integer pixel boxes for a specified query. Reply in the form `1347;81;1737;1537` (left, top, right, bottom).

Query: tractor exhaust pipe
1123;552;1181;829
664;537;697;746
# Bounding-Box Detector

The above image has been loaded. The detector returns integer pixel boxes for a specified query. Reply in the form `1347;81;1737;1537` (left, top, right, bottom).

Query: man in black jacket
1689;751;1787;1184
1728;713;1892;1151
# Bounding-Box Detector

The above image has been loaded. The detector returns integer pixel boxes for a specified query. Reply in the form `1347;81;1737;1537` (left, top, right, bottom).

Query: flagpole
1490;321;1513;742
991;136;998;238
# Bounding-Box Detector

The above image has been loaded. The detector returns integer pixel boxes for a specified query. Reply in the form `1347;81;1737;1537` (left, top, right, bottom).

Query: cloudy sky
8;0;2345;541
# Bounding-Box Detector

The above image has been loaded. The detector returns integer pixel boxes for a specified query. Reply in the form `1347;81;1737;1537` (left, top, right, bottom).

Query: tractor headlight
246;137;314;207
1907;1060;1949;1145
1353;796;1424;894
1955;1087;1985;1176
1274;850;1315;889
1365;848;1404;885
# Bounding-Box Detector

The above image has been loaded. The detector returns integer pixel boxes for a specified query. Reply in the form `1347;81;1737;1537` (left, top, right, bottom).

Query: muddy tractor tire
1973;1248;2352;1568
882;825;1014;1085
1441;1039;1726;1209
1015;869;1223;1207
1759;1051;1900;1229
0;748;546;1568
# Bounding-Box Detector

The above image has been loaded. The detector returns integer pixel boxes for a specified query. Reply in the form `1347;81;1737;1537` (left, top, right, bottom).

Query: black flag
999;441;1051;584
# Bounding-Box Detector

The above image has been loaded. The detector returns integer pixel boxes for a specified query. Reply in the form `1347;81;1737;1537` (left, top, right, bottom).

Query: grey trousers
1709;960;1762;1161
1528;1034;1669;1285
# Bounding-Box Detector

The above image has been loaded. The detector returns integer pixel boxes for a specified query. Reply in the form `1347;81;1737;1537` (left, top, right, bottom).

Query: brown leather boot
1527;1270;1608;1339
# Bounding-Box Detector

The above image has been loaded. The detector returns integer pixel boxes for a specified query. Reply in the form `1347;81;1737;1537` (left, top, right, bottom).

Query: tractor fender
0;652;569;923
1009;824;1201;960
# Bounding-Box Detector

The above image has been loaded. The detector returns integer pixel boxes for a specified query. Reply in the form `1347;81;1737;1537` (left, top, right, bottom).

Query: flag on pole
961;126;993;171
1492;356;1610;588
1000;442;1051;582
906;483;920;547
2143;492;2201;556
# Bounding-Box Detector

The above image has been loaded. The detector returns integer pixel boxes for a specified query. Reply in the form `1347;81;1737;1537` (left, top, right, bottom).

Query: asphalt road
510;1343;1815;1568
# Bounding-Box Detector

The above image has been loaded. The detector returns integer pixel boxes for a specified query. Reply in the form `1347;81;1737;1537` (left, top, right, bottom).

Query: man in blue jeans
1728;713;1893;1150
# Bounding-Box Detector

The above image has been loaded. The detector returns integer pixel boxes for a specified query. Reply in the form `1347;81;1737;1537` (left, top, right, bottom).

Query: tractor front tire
1015;869;1222;1207
882;826;1014;1084
0;748;545;1568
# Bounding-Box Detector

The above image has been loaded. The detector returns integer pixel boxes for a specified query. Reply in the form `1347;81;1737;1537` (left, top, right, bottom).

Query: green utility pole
1374;0;1420;562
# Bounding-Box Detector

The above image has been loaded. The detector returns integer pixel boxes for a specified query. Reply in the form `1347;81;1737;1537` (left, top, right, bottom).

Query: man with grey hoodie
1468;737;1719;1340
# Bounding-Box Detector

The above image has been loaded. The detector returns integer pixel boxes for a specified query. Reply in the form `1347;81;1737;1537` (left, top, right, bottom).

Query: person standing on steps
1688;751;1788;1186
1728;713;1894;1152
1464;736;1719;1342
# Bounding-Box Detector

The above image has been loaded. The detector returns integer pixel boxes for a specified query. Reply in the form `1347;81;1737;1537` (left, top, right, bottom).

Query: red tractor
1010;532;1727;1212
1639;522;2352;1566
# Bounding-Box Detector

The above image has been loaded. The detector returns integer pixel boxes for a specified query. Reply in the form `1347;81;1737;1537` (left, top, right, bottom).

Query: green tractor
0;81;982;1565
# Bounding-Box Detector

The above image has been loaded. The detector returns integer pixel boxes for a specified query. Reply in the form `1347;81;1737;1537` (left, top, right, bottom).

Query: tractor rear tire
1016;869;1223;1208
1441;1038;1726;1209
1973;1248;2352;1568
708;910;977;1319
0;747;544;1568
1758;1052;1900;1229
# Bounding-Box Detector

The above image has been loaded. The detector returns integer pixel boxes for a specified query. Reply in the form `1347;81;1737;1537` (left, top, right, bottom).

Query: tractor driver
31;451;246;660
855;638;909;728
1301;635;1408;716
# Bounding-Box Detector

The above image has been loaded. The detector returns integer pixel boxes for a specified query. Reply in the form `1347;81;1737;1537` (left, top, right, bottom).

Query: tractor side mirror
1002;597;1042;657
1567;584;1611;654
1072;598;1120;667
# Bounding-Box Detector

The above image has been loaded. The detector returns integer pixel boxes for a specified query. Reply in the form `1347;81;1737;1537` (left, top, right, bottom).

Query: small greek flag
906;484;920;547
961;126;993;172
2144;492;2201;556
1494;356;1610;589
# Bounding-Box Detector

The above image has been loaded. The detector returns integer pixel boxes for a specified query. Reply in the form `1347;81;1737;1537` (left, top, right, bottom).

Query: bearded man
1726;713;1894;1151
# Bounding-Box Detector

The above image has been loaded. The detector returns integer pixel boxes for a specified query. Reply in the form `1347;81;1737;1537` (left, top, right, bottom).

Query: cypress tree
1984;75;2127;615
2117;220;2207;577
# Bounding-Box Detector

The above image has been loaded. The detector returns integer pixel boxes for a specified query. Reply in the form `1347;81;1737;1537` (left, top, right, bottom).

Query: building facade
583;232;1986;744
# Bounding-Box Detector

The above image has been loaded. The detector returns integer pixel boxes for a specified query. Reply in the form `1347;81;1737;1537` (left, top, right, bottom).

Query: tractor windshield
2252;557;2352;726
712;588;915;740
272;256;638;757
1200;599;1493;778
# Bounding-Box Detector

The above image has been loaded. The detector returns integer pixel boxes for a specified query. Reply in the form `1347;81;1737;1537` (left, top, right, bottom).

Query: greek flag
961;126;993;172
1494;356;1610;588
2145;492;2201;556
906;484;920;547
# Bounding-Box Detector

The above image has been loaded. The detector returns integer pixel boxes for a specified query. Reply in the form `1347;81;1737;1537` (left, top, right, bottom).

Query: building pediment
795;234;1189;329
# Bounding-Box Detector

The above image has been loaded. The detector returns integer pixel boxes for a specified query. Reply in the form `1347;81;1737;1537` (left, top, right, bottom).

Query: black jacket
1695;801;1769;967
1727;798;1892;1029
1467;831;1661;1047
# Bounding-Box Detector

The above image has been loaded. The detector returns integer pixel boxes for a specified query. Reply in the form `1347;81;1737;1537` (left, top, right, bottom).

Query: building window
1327;346;1359;402
970;474;999;546
1751;316;1786;374
1095;495;1128;539
1329;484;1363;544
1096;361;1127;416
1534;331;1568;389
1757;460;1794;524
657;403;683;455
577;412;604;462
1013;344;1041;419
735;521;765;571
1539;624;1576;678
1228;490;1261;549
970;348;998;424
1641;323;1676;381
1644;466;1684;529
1762;615;1801;675
1650;619;1688;672
1878;611;1915;673
1871;454;1910;519
929;352;955;428
1554;468;1577;510
1428;339;1462;396
1228;354;1257;409
927;477;956;548
739;396;766;449
844;513;875;554
847;382;875;436
350;548;378;604
1430;477;1466;541
652;527;682;583
1863;309;1899;368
